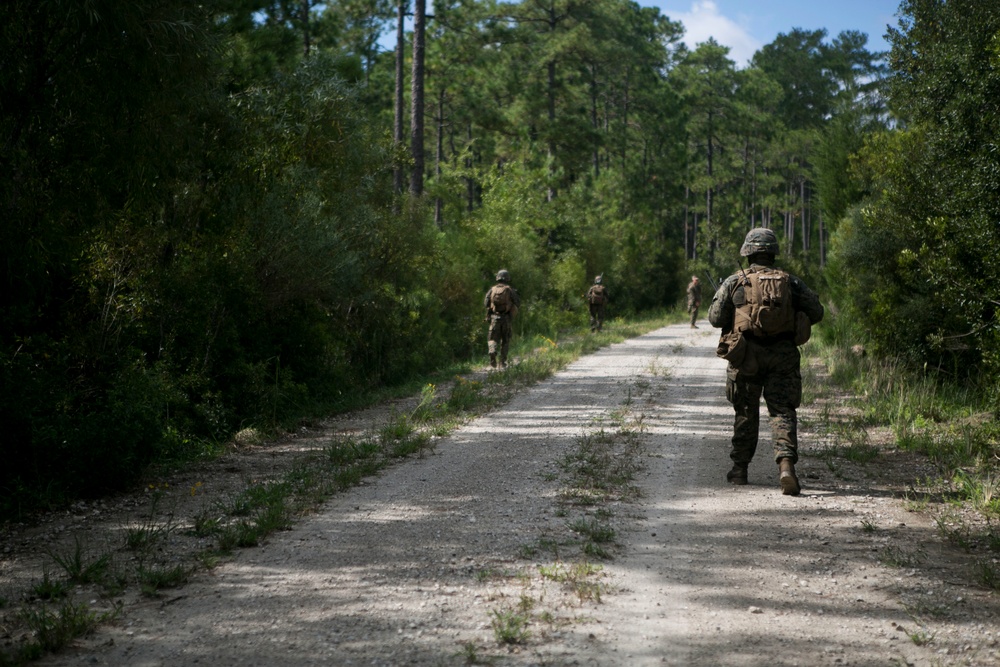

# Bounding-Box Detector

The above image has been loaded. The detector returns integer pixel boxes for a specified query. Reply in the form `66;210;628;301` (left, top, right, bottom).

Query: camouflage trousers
589;303;605;331
488;315;513;362
688;303;700;326
725;339;802;465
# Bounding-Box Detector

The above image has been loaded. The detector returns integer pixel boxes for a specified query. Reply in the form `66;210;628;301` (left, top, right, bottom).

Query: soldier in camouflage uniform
484;269;521;369
708;228;824;495
585;275;608;332
686;275;702;328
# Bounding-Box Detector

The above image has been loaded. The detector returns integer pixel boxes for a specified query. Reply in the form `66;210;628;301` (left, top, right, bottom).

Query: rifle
703;271;719;293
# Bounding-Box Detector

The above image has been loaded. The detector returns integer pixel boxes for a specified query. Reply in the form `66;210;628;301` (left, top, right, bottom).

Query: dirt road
34;323;1000;666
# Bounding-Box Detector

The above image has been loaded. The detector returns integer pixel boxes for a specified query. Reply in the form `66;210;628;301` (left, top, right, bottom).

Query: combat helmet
495;269;511;283
594;275;602;284
740;228;779;257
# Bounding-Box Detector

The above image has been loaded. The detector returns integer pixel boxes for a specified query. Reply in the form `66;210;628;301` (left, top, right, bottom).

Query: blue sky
644;1;902;66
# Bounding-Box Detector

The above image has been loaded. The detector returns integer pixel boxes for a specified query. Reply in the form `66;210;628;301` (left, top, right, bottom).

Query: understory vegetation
808;315;1000;589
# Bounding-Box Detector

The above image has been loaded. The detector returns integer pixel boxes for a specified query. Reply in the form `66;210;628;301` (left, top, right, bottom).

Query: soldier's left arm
707;276;737;329
511;287;521;307
791;276;824;324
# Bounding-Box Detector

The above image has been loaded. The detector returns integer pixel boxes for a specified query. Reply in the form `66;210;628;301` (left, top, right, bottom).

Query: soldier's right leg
499;320;512;367
727;368;762;484
488;321;499;368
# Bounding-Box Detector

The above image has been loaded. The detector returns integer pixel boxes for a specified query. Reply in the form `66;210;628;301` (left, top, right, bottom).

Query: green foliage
47;539;111;587
15;602;118;659
490;608;530;645
137;564;191;597
29;571;70;603
831;1;1000;393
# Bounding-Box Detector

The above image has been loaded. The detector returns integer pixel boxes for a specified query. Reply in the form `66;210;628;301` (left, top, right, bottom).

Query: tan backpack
733;267;795;338
490;284;517;317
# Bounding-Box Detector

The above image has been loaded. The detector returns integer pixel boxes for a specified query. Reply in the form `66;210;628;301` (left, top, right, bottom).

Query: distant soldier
686;275;702;328
484;269;521;369
708;228;824;495
585;275;608;332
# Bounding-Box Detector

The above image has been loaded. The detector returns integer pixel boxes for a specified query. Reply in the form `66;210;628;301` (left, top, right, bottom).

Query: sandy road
40;322;988;666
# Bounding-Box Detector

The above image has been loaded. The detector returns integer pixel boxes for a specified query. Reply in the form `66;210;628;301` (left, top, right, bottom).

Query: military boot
489;353;497;369
726;463;748;485
778;458;800;496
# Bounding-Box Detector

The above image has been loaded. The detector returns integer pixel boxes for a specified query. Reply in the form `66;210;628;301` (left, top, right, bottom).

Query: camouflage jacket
686;281;701;308
708;263;824;333
586;284;608;305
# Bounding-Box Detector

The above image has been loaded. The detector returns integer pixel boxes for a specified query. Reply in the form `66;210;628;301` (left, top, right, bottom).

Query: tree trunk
819;208;826;269
301;1;311;57
800;179;808;252
684;185;691;260
621;68;630;172
591;65;600;178
434;87;445;227
409;0;426;197
705;111;714;236
393;0;407;196
466;123;474;212
546;59;556;202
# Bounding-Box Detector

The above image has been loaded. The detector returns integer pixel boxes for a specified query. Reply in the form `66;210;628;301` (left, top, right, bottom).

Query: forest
1;0;998;517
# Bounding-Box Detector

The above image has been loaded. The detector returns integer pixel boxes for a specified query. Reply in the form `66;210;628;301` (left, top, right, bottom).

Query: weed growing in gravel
878;545;925;568
29;569;69;602
123;489;176;551
137;563;191;597
47;538;111;586
457;642;489;665
934;512;973;551
538;562;604;601
13;601;121;661
646;357;672;379
410;383;438;422
860;519;877;533
490;607;530;645
568;518;615;542
475;568;515;582
974;558;1000;590
906;627;934;647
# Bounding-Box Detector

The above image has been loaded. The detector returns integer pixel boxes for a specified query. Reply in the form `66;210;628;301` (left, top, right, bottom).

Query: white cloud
670;1;761;67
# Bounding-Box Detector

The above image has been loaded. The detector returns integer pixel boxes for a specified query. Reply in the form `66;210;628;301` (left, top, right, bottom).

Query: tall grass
813;319;1000;554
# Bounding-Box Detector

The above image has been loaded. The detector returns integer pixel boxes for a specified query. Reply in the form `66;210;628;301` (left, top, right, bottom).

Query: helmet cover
740;228;779;257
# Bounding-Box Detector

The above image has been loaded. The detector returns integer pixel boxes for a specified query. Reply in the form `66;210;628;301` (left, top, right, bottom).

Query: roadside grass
809;322;1000;588
2;602;121;665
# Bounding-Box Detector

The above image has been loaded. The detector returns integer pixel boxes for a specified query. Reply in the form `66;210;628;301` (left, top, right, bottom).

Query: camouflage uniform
484;270;520;368
585;278;608;332
686;277;702;328
708;230;823;492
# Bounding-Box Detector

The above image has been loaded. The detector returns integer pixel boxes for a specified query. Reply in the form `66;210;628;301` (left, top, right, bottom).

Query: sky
644;1;902;66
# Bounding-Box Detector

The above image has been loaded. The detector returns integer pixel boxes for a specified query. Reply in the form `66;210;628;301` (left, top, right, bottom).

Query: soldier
708;228;824;495
686;275;702;328
484;269;521;369
585;275;608;332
